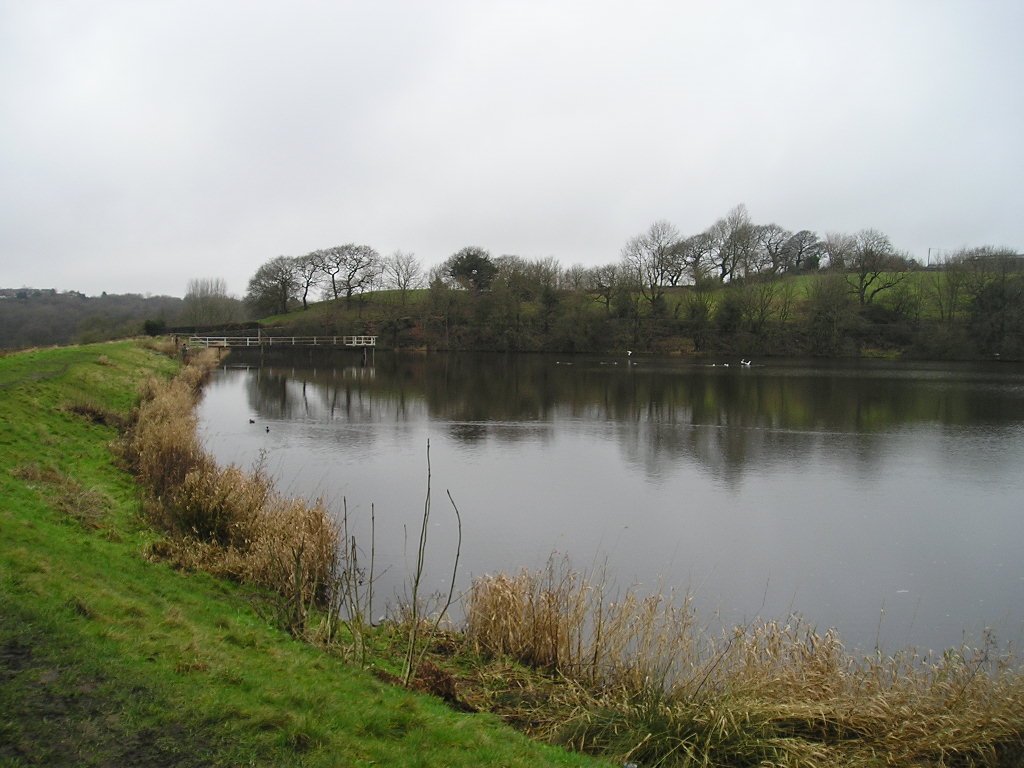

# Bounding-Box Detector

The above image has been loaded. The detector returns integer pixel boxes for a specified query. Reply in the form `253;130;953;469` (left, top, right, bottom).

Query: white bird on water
741;359;752;367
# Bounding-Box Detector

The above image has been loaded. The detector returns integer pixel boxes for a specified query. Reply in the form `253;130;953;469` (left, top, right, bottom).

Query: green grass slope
0;341;602;767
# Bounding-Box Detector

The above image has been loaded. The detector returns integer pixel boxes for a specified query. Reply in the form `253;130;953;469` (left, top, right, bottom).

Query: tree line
244;246;424;316
242;204;923;316
239;203;1021;359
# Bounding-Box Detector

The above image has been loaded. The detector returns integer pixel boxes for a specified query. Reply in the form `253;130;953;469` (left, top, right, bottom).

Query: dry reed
465;556;701;692
121;349;340;626
140;336;181;358
465;556;1024;767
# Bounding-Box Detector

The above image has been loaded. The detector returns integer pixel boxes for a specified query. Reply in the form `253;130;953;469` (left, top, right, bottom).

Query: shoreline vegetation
4;339;1024;766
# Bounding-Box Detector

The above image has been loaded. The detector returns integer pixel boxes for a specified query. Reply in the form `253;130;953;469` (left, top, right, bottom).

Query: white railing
187;335;377;348
342;335;377;347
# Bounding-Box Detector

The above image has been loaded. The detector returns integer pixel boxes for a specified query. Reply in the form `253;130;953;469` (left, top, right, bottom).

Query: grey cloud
1;1;1021;296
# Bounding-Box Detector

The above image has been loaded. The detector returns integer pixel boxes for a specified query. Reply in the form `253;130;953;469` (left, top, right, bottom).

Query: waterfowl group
708;359;754;368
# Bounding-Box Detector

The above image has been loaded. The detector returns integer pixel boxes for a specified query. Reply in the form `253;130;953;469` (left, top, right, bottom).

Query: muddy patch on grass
1;616;221;767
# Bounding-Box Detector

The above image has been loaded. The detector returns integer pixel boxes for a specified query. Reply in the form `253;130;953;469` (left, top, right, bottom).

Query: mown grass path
0;341;602;767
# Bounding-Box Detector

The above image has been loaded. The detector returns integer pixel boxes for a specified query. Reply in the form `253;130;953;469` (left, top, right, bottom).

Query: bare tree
428;262;454;289
822;232;856;271
708;204;754;282
677;232;715;284
494;255;532;300
752;223;792;275
956;246;1020;301
318;248;342;300
779;230;823;272
664;239;689;286
562;263;589;291
588;263;621;315
320;244;381;303
526;256;562;294
846;229;910;306
620;219;681;310
928;246;1012;327
383;250;423;305
182;277;246;326
293;252;324;310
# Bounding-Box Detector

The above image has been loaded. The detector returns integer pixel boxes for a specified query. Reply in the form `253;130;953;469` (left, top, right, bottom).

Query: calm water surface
197;352;1024;653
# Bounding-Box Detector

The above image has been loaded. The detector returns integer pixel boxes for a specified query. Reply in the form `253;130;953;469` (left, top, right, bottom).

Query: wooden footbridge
187;335;377;349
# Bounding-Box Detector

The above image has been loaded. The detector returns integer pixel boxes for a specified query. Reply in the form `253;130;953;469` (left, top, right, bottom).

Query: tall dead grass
140;335;181;358
121;349;339;627
465;556;701;692
465;556;1024;767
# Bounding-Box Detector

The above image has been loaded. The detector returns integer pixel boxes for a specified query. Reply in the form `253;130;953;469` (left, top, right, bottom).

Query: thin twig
403;439;432;685
414;488;463;674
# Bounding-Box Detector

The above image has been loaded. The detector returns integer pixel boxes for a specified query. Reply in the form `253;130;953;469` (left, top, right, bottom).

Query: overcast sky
2;1;1022;298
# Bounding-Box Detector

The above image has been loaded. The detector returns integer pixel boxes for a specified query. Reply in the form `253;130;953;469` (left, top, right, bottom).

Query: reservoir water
197;352;1024;654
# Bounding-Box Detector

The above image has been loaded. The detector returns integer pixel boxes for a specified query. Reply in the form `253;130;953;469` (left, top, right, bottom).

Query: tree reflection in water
198;352;1024;654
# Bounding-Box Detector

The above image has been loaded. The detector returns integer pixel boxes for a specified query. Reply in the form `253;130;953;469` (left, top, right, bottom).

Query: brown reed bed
463;556;1024;767
120;348;338;631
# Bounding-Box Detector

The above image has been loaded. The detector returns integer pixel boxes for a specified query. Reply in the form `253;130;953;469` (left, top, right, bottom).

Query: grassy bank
0;341;599;767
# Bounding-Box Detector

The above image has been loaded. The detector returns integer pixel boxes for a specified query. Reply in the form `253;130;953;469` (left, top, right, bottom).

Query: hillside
254;269;1024;360
0;289;183;350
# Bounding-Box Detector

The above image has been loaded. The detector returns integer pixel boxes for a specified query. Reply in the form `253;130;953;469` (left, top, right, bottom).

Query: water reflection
198;353;1024;653
234;354;1024;484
